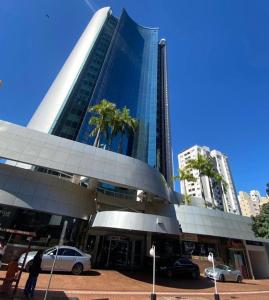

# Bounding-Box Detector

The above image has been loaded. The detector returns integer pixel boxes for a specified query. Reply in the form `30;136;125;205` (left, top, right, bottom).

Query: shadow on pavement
119;270;215;289
41;270;101;276
2;288;73;299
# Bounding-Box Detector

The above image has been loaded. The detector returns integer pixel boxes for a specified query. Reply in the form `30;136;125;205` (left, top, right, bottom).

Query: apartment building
239;190;269;217
178;145;241;214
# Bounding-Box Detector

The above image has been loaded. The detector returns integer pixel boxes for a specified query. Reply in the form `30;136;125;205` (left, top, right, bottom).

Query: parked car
205;264;242;283
158;256;200;279
19;246;91;275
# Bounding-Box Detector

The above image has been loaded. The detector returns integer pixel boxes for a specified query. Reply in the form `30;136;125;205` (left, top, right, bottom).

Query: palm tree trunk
220;183;228;212
93;127;101;147
183;180;189;205
183;179;186;205
118;133;124;154
208;178;216;209
107;138;111;150
199;172;207;208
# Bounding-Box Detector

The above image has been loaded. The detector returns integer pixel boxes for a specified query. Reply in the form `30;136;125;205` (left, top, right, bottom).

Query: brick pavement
0;270;269;299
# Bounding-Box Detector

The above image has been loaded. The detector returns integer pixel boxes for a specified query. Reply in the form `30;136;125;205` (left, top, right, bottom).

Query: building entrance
91;234;144;269
105;236;129;268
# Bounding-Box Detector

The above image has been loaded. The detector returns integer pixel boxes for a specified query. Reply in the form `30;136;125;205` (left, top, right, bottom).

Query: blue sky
0;0;268;195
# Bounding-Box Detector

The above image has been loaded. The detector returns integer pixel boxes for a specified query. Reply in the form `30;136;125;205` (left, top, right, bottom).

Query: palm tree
117;106;138;154
186;154;228;209
185;154;214;208
203;163;218;208
107;108;121;150
88;99;116;147
173;167;196;205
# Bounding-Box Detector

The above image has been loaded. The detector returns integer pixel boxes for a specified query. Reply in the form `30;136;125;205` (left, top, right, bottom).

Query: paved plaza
1;270;269;299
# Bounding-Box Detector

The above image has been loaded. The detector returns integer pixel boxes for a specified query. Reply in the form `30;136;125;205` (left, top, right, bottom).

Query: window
59;248;82;256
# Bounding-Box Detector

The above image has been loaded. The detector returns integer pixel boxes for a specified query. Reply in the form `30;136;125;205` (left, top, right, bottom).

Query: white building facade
178;145;241;214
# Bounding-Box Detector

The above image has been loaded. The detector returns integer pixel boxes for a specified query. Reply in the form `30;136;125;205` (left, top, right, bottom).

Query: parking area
1;269;269;299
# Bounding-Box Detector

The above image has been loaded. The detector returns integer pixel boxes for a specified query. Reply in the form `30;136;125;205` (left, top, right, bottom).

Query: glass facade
0;204;86;248
47;8;171;183
78;10;158;167
51;14;118;140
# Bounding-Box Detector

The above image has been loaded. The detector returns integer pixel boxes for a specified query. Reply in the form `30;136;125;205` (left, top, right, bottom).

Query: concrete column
92;235;100;266
146;232;152;256
243;240;255;279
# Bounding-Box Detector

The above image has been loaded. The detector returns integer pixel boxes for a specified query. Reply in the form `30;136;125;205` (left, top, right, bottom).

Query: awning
91;211;180;235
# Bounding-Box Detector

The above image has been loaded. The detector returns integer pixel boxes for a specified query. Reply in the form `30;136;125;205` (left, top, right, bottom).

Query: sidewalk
0;270;269;299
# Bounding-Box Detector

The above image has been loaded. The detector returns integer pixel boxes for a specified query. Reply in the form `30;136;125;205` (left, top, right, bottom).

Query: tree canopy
252;203;269;239
174;154;227;208
88;99;137;152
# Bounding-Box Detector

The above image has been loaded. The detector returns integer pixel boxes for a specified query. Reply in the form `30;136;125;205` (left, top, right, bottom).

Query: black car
158;256;200;279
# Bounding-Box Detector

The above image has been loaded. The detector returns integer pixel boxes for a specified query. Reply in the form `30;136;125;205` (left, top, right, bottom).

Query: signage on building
0;209;12;218
0;227;36;237
182;233;198;242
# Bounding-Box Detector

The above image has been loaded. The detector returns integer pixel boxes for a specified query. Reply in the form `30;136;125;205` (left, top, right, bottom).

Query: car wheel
72;263;83;275
167;270;173;278
236;275;242;283
219;274;225;282
25;260;33;272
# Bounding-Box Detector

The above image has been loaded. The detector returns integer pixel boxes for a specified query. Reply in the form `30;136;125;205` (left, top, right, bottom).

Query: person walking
24;250;43;298
0;257;19;294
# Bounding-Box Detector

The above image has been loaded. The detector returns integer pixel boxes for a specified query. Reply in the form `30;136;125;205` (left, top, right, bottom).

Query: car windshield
215;264;227;270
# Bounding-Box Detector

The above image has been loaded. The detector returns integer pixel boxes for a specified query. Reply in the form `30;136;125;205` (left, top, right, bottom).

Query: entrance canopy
92;211;180;235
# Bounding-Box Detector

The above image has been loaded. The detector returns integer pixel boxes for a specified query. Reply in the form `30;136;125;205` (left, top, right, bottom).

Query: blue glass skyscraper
27;7;173;186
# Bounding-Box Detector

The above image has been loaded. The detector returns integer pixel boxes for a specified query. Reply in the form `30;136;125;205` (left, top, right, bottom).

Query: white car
205;264;242;283
19;246;91;275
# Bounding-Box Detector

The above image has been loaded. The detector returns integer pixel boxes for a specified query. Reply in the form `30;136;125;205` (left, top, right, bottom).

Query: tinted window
59;248;82;256
78;10;158;168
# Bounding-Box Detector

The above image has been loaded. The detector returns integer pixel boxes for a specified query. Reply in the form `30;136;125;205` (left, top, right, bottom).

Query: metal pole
43;246;59;300
153;245;155;294
212;254;218;295
209;252;220;300
44;220;68;300
150;245;156;300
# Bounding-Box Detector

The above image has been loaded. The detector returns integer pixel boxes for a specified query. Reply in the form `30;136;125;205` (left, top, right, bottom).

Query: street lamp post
149;245;156;300
208;252;220;300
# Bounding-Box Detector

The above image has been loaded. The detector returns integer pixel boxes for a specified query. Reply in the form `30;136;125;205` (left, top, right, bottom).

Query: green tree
266;183;269;197
89;100;138;152
116;106;138;154
185;154;211;207
185;154;227;209
88;99;116;147
107;108;121;150
173;168;196;205
252;203;269;239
